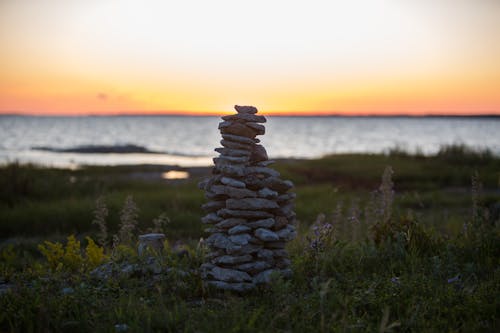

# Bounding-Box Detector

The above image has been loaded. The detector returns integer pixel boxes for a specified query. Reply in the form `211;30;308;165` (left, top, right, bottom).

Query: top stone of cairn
234;105;258;114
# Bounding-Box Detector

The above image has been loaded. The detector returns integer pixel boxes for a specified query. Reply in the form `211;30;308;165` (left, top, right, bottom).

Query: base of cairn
199;105;297;292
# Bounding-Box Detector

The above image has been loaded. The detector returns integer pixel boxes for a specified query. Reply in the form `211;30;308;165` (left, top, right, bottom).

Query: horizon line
1;110;500;118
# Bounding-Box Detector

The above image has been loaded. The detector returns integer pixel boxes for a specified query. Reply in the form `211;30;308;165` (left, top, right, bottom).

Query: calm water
0;115;499;167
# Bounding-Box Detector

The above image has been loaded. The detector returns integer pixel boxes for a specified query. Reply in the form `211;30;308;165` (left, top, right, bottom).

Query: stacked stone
199;105;297;292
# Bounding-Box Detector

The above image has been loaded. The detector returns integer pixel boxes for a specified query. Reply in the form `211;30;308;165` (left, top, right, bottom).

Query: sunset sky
1;0;499;116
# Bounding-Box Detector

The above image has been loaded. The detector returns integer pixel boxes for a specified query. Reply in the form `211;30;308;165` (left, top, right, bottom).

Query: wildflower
115;195;139;246
92;195;108;246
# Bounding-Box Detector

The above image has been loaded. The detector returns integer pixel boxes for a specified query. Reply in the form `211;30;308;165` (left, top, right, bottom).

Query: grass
0;145;499;332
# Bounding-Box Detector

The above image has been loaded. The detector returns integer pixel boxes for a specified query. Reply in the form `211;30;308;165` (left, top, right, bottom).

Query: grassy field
0;145;499;332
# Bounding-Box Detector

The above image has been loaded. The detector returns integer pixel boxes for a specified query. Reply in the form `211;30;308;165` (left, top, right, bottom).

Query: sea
0;115;499;168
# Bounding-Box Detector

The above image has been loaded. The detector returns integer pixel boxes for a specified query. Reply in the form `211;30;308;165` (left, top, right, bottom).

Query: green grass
0;145;499;332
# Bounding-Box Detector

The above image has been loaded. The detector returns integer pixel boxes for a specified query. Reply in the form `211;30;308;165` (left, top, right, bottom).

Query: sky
1;0;499;116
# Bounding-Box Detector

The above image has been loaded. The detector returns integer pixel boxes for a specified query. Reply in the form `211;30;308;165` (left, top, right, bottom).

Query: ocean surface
1;115;499;168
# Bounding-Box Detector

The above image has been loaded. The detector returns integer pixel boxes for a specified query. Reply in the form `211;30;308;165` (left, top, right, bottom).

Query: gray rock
214;164;246;177
202;200;226;212
217;209;273;219
208;266;252;282
226;198;279;210
229;233;252;245
212;254;252;265
247;218;275;229
206;233;232;250
215;147;251;157
277;192;296;203
257;249;274;261
276;224;297;241
138;233;165;256
61;287;74;295
258;187;278;199
229;243;262;255
234;105;258;114
214;155;248;165
261;177;293;192
250;145;268;163
228;224;252;235
216;218;247;229
220;177;246;188
246;122;265;135
221;133;257;144
204;227;222;234
254;160;275;167
206;280;255;292
222;113;266;123
201;213;223;224
237;261;271;274
245;166;280;178
210;185;256;199
220;139;252;150
200;263;216;279
255;228;280;242
254;269;279;284
220;122;258;138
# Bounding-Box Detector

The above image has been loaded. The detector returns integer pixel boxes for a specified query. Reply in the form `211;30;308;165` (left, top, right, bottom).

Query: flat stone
226;198;279;210
277;224;297;241
204;227;222;233
206;280;255;292
247;218;275;229
221;133;257;145
261;177;294;192
253;269;279;284
200;263;216;279
234;105;258;114
257;249;274;261
215;147;251;157
275;203;294;217
229;233;252;245
216;218;247;229
237;261;271;274
258;187;278;199
250;145;268;163
208;266;252;282
214;164;246;177
277;192;296;203
229;243;262;255
220;139;252;150
137;233;165;255
212;254;253;265
217;209;273;219
210;185;256;199
202;213;223;224
202;201;226;212
245;166;280;178
222;113;266;123
220;177;246;188
206;233;233;250
228;225;252;235
220;122;258;138
253;160;275;167
255;228;280;242
246;122;265;135
214;155;248;165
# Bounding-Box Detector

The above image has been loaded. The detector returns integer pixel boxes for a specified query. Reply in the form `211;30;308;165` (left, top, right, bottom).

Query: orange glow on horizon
1;0;499;117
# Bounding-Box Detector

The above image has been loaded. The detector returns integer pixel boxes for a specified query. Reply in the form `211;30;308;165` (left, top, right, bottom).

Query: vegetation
0;145;499;332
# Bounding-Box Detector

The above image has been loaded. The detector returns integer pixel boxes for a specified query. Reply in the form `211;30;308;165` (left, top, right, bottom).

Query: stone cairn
199;105;297;292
